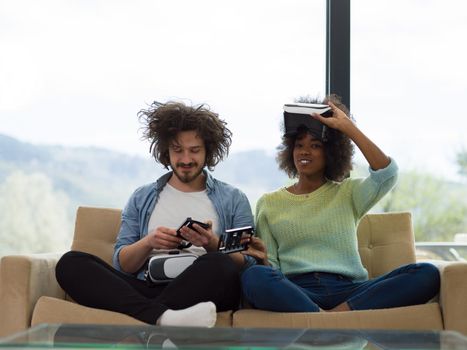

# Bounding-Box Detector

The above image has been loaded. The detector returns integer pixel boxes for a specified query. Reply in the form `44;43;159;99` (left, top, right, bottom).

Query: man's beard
172;162;204;184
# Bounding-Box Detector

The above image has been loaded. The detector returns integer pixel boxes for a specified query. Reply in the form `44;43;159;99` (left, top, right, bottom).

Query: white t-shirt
148;183;219;256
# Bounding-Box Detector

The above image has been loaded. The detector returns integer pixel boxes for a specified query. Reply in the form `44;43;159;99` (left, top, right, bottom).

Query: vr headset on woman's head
283;103;332;141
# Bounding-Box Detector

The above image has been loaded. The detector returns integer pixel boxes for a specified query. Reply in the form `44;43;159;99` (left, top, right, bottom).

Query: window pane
0;0;326;255
351;1;467;245
0;0;326;155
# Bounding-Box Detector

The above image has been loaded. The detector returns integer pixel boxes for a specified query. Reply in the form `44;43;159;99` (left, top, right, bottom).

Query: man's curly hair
138;101;232;171
277;94;354;182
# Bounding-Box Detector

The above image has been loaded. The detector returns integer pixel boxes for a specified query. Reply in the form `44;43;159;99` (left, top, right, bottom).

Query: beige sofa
1;207;466;338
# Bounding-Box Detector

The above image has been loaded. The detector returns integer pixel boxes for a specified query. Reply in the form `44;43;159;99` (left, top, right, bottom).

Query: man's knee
192;252;240;286
196;252;237;272
56;251;96;285
57;251;82;278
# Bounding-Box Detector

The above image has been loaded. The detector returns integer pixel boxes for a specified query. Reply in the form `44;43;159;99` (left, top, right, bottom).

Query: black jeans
55;251;241;324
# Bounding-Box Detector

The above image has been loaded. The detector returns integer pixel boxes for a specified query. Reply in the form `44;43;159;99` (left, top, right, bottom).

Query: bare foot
328;302;351;312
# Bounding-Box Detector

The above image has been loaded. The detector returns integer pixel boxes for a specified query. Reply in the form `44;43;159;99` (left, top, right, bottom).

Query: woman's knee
416;262;440;290
241;265;277;290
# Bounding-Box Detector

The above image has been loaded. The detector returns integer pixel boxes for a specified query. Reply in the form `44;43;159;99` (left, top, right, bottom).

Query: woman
241;95;440;312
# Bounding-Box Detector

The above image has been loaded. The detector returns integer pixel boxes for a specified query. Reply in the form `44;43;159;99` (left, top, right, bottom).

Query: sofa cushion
32;296;233;327
357;212;416;278
71;207;122;266
233;303;443;330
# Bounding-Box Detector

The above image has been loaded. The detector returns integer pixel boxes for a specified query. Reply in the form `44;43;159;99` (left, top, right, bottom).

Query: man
56;101;253;328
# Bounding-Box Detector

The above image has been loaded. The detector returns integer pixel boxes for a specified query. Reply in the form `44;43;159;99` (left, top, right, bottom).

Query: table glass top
1;324;467;350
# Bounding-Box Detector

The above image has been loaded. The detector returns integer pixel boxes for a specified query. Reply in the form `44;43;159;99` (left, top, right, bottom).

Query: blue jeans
241;263;440;312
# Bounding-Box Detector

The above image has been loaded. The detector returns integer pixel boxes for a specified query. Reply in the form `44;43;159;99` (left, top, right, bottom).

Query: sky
1;0;466;181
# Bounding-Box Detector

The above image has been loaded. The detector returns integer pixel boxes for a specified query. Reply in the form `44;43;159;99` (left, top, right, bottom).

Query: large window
351;1;467;247
0;0;326;255
0;0;326;156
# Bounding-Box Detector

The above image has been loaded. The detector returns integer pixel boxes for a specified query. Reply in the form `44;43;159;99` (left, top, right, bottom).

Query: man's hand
120;227;181;273
242;236;269;266
145;227;182;250
179;220;219;252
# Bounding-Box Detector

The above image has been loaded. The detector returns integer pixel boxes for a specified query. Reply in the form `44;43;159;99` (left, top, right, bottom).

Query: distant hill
0;133;160;209
0;133;290;255
2;133;467;256
0;133;289;211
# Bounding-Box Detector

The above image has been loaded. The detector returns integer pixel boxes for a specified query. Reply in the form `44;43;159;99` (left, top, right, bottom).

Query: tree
0;171;73;256
457;149;467;179
375;170;467;242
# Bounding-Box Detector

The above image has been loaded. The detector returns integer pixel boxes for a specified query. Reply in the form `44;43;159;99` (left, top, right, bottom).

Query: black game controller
217;226;254;254
176;217;210;249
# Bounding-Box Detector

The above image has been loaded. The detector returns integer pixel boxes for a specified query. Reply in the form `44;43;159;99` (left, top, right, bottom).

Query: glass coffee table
1;324;467;349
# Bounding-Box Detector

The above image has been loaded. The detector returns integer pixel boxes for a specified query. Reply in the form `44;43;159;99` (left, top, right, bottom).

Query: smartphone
217;226;254;254
176;217;210;249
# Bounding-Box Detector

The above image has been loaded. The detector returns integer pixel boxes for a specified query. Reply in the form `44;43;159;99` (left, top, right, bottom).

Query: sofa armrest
0;253;64;337
438;261;467;335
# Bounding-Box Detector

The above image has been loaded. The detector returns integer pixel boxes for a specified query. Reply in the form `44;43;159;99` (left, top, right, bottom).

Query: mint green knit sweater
255;159;398;282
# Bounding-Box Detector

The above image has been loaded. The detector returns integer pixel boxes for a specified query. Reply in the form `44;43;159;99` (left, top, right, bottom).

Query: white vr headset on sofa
145;253;198;284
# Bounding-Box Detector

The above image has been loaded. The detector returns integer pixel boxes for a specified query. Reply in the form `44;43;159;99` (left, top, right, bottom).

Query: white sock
162;338;177;349
158;301;217;328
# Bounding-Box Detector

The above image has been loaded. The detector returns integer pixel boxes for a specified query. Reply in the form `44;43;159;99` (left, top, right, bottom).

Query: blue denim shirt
113;170;255;280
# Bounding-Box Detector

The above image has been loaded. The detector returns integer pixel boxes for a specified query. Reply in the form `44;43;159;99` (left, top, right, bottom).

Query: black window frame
326;0;350;109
